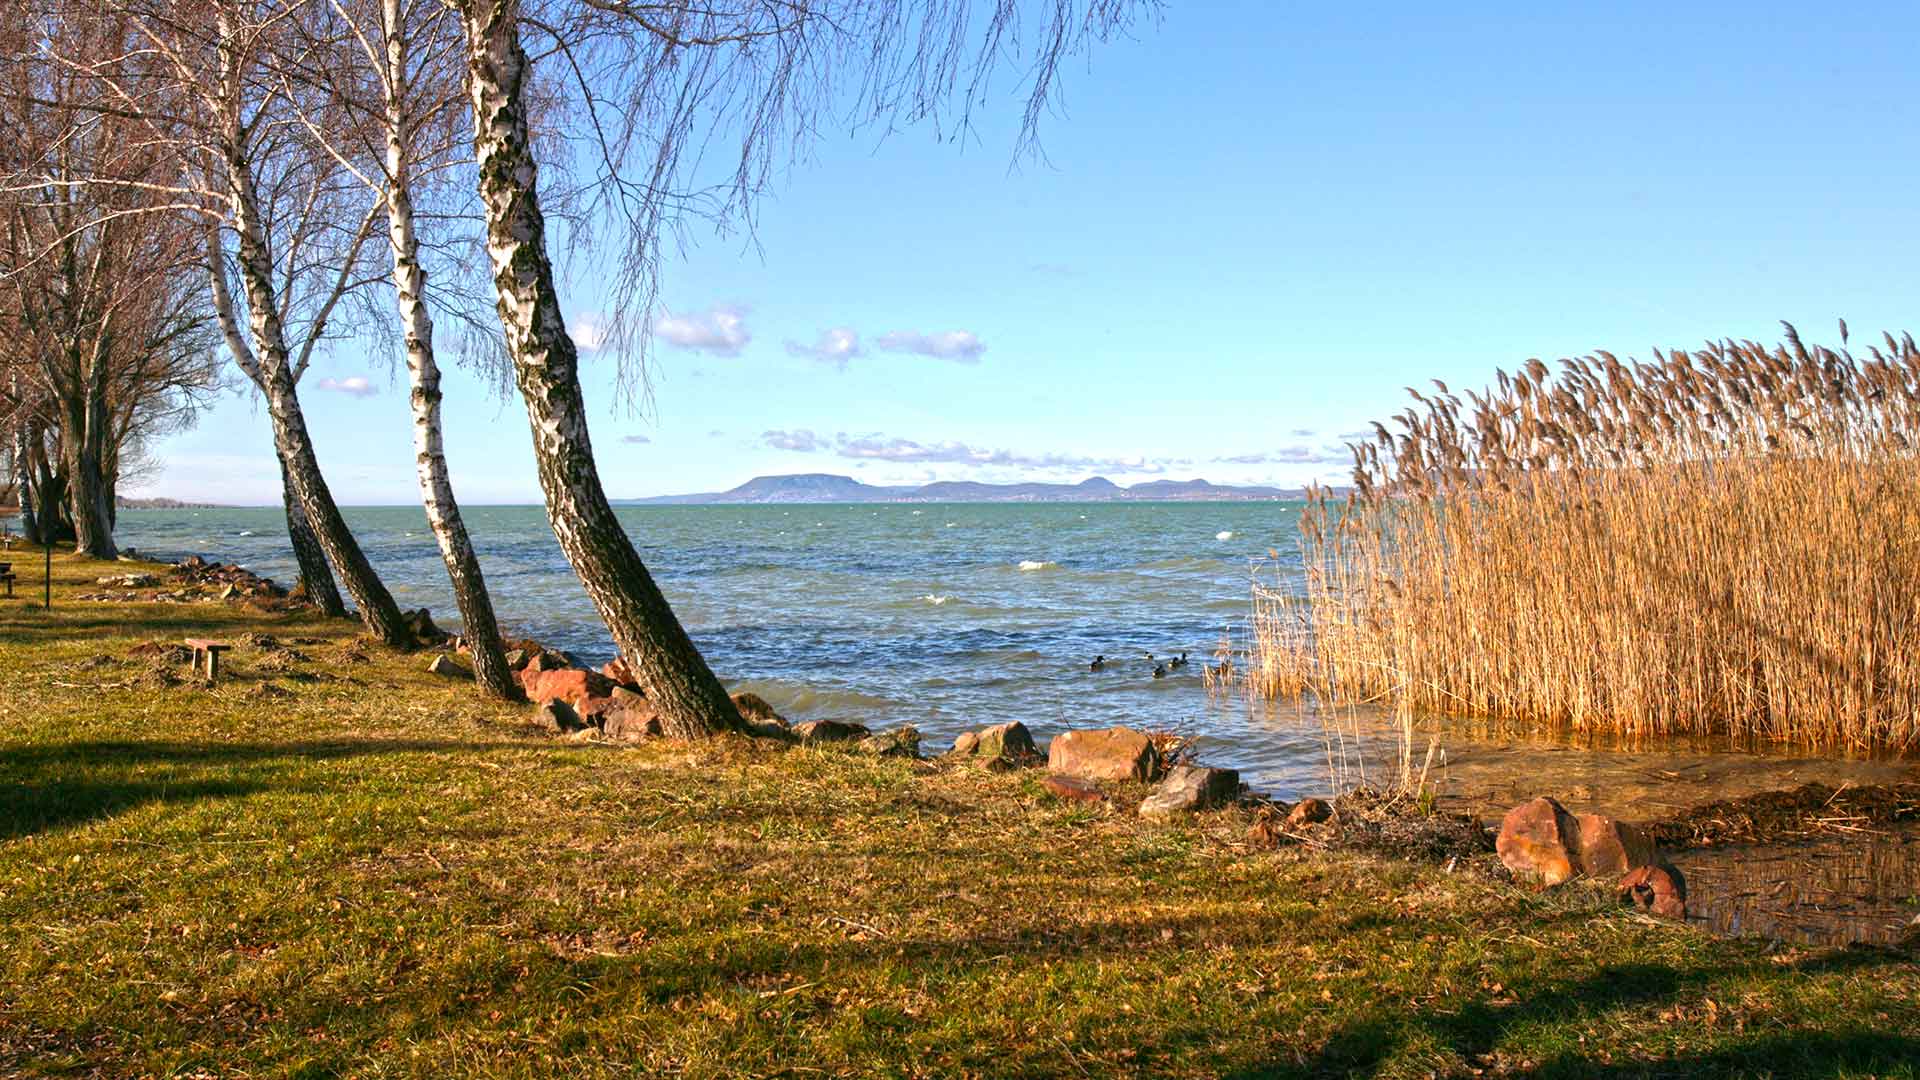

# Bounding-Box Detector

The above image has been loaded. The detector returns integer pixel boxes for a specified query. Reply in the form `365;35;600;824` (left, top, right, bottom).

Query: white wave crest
237;530;255;537
1017;560;1056;572
922;594;951;606
1216;530;1235;540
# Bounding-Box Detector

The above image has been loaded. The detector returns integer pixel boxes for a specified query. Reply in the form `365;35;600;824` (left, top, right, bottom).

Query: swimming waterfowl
1170;652;1189;670
1153;664;1167;679
1091;655;1107;672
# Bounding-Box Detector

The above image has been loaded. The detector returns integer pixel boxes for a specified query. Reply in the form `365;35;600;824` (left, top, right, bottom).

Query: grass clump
2;551;1919;1076
1252;323;1920;753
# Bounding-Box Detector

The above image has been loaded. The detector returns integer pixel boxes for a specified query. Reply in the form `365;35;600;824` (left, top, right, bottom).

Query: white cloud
875;329;986;363
657;304;750;357
314;375;376;398
784;327;863;369
571;313;611;352
620;434;651;445
762;429;827;452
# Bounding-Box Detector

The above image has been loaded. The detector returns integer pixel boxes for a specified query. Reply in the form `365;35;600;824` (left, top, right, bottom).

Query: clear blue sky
143;0;1920;504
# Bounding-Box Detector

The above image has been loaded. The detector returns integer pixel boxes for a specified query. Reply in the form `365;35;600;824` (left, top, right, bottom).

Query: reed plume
1251;322;1920;752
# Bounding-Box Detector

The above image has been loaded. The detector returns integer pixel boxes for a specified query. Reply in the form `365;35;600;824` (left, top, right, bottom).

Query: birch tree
274;0;521;698
451;0;1151;737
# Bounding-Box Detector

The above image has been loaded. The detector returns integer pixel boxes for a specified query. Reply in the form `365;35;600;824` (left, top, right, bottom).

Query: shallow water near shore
114;502;1918;946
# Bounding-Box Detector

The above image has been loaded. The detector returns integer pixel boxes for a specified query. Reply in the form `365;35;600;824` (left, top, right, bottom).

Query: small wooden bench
184;638;234;682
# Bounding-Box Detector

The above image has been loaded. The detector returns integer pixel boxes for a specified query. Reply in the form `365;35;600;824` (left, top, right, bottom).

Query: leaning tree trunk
217;152;413;648
279;449;346;617
460;7;745;736
381;31;520;701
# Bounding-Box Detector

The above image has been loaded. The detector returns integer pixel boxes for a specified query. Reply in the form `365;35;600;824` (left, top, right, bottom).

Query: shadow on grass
0;738;529;840
1260;946;1918;1080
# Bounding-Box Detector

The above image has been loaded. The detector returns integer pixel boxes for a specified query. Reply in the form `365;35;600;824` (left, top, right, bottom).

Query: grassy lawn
2;552;1916;1078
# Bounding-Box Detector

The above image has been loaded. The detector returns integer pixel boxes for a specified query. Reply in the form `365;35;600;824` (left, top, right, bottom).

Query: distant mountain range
625;473;1307;504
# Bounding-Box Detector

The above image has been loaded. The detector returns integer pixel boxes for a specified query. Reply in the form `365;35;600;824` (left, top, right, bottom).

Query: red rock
1574;813;1655;877
601;656;641;691
1619;863;1688;920
1497;797;1581;885
1042;775;1108;804
1045;727;1161;782
1286;797;1332;828
525;650;566;674
522;667;617;708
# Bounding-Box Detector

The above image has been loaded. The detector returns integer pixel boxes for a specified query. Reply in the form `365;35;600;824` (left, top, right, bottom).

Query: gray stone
1139;765;1241;817
858;725;921;759
794;719;870;745
947;721;1038;763
532;700;585;734
426;654;472;679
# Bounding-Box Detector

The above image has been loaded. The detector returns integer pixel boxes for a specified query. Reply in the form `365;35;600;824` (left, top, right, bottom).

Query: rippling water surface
119;503;1351;781
115;502;1912;797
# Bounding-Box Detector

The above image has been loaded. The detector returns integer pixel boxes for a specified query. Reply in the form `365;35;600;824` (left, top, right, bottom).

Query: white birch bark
460;4;745;736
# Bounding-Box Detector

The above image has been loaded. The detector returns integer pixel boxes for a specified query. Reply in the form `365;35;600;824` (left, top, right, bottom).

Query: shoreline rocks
1046;726;1161;783
1140;765;1240;817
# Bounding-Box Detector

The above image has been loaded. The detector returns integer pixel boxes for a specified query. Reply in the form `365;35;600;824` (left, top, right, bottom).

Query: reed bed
1252;323;1920;752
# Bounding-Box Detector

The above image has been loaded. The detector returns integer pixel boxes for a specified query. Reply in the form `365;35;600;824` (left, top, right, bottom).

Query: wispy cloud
620;434;651;445
314;375;376;398
875;329;986;363
1215;444;1352;466
762;429;827;452
764;428;1167;474
784;327;862;369
657;304;750;357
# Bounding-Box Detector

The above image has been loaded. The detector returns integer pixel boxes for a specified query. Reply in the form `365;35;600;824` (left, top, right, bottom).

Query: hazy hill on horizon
624;472;1307;504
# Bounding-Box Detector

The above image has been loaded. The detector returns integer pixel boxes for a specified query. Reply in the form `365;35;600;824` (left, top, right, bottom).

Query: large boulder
1046;726;1161;783
1497;798;1657;885
1573;813;1656;878
1139;765;1240;817
1497;797;1581;885
948;721;1038;764
520;667;617;708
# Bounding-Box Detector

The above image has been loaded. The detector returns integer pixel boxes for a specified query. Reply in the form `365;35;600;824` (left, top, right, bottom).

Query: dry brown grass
1251;322;1920;753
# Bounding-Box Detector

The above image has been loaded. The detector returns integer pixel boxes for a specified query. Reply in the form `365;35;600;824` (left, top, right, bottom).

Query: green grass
2;551;1917;1078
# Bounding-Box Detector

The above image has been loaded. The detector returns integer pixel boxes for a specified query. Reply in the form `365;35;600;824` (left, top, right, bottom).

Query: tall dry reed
1252;323;1920;752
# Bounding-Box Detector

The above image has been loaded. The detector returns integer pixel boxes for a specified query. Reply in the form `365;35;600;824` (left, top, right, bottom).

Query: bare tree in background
0;8;220;557
452;0;1152;736
278;0;521;698
35;0;418;642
